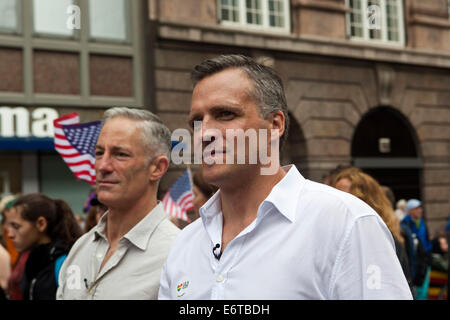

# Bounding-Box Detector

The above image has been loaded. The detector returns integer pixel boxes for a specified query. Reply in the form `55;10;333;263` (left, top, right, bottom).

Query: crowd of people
323;166;448;300
0;54;448;300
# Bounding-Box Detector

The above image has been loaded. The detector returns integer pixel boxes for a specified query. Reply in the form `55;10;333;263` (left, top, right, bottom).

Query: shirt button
96;253;103;259
216;274;224;283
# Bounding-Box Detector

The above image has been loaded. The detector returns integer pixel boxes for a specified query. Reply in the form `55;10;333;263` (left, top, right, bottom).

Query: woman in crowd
84;195;107;233
6;193;82;300
332;167;413;293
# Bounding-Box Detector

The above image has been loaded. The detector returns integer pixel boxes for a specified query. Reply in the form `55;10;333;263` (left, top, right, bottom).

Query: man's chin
201;164;225;186
97;192;115;207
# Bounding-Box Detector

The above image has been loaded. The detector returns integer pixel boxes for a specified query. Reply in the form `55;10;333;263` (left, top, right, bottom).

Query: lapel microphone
213;243;222;260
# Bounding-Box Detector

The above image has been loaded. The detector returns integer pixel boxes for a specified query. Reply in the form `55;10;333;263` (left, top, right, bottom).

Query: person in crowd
1;196;30;300
192;169;218;221
158;54;412;299
395;199;407;222
84;196;107;233
57;107;180;300
322;164;349;186
381;185;395;210
401;199;433;300
1;195;20;269
332;167;413;293
0;243;10;297
431;232;448;273
6;193;82;300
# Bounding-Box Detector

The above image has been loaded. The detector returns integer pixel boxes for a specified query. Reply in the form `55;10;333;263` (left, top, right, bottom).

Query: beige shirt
57;203;179;300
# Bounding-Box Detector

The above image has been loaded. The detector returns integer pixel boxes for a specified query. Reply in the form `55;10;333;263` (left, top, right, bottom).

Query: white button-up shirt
158;165;412;300
57;203;179;300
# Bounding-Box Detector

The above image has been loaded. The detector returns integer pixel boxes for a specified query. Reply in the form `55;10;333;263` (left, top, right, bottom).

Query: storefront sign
0;107;59;138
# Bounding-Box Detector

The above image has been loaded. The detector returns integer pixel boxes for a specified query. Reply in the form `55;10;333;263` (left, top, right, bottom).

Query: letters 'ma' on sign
0;107;59;138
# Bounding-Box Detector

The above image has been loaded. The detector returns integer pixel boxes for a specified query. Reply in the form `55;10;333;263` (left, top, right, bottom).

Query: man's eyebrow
94;145;132;153
210;105;242;114
188;111;202;123
188;105;242;121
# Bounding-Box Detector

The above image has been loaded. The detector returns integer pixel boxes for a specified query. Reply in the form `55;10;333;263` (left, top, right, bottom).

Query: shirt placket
210;234;247;300
88;239;129;299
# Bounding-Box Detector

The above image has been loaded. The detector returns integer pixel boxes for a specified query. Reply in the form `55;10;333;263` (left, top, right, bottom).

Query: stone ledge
291;0;350;13
409;14;450;28
157;21;450;69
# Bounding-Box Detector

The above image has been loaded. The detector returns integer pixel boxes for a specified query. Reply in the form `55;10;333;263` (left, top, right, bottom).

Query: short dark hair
191;54;290;149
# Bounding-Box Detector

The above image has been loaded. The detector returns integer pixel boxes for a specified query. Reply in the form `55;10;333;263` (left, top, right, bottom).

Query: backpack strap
54;254;67;287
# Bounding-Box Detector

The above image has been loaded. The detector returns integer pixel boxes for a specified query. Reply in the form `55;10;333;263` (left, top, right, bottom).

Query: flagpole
186;163;193;189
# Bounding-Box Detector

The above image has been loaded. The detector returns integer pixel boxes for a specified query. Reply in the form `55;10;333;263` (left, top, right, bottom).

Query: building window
218;0;290;32
0;0;20;33
0;0;144;107
89;0;129;42
346;0;404;45
33;0;74;37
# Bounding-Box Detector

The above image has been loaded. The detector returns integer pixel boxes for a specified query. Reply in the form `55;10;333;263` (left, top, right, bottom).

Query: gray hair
102;107;171;160
191;54;290;147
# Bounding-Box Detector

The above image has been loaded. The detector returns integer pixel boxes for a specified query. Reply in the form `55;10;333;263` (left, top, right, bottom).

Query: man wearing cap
401;199;432;299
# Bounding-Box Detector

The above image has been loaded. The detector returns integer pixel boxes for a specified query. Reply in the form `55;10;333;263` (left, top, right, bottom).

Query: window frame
218;0;291;34
0;0;144;108
0;0;22;34
345;0;405;46
448;0;450;20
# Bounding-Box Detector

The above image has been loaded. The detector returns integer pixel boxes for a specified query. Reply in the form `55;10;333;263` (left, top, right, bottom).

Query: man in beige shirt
57;107;179;300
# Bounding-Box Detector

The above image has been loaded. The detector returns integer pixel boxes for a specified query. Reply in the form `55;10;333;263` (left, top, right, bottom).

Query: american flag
162;169;194;222
53;113;101;185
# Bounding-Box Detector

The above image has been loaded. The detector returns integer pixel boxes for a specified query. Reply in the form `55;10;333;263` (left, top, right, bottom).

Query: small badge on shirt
176;277;190;297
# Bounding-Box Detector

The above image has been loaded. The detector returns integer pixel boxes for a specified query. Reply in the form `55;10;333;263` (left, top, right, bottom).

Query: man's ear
149;155;170;182
35;216;48;233
268;110;285;140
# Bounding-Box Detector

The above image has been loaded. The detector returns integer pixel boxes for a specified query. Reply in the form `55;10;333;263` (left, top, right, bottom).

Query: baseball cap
406;199;421;214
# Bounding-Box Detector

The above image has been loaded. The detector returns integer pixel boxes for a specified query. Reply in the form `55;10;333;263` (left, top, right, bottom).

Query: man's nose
96;153;113;173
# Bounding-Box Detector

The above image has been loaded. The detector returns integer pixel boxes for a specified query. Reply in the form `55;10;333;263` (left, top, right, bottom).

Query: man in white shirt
57;107;179;299
158;54;412;300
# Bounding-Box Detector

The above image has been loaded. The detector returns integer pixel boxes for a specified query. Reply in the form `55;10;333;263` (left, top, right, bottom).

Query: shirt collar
261;165;305;223
93;202;168;251
199;164;306;225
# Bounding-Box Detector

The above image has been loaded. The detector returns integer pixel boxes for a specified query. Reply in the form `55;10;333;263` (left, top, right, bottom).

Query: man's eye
218;111;235;119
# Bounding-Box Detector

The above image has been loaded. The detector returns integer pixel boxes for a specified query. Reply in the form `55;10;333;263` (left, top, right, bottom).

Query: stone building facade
0;0;448;233
0;0;147;212
148;0;450;235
